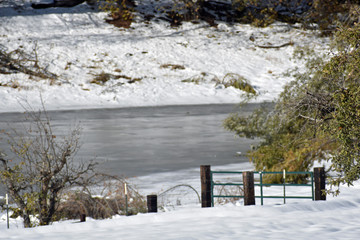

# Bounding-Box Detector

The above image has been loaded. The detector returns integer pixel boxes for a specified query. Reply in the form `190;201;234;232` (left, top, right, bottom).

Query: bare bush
0;101;149;226
213;184;244;205
0;103;96;227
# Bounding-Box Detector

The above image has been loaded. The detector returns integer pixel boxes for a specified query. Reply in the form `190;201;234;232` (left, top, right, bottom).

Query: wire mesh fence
158;184;200;210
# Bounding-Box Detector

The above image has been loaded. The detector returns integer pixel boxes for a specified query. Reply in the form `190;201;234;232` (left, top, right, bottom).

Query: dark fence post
243;171;255;206
314;167;326;201
147;195;158;213
200;165;212;208
80;214;86;222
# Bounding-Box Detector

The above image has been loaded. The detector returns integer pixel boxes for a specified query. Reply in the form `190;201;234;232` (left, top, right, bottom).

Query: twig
256;41;294;49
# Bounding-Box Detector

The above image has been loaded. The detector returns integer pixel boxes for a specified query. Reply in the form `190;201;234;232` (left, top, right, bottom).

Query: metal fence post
314;167;326;201
260;172;264;205
200;165;212;207
283;169;286;204
243;171;255;206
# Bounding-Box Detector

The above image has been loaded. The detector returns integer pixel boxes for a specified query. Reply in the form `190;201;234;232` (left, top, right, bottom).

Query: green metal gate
211;170;314;206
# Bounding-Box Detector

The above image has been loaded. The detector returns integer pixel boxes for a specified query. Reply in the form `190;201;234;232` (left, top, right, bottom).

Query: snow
1;1;359;239
0;0;327;113
2;202;359;239
1;163;360;239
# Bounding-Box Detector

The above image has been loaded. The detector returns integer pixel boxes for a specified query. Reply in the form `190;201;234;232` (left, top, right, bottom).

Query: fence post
147;195;158;213
200;165;212;208
314;167;326;201
80;214;86;222
243;171;255;206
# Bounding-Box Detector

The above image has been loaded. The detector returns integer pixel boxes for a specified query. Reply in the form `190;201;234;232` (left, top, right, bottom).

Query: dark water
0;104;261;178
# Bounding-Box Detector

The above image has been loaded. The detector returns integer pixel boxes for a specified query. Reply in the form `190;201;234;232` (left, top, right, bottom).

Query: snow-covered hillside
0;0;327;113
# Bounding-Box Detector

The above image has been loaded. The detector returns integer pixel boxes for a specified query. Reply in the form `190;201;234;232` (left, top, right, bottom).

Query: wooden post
200;165;212;207
6;194;9;229
124;182;128;216
80;214;86;222
147;195;158;213
314;167;326;201
243;171;255;206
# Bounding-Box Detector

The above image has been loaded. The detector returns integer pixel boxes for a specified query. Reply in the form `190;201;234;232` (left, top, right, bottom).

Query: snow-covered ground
1;162;360;239
0;0;328;112
2;1;359;239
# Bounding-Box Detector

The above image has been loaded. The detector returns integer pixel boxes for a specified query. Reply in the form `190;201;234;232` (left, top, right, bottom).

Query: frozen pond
0;104;261;178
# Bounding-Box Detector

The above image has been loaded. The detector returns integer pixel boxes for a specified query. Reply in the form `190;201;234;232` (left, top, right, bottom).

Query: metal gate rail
211;170;314;206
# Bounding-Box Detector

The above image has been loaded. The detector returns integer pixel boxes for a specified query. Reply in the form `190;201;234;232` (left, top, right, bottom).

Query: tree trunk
43;193;58;225
23;213;31;228
39;183;50;225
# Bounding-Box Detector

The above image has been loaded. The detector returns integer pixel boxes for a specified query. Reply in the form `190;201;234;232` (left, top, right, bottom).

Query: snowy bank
0;1;328;113
1;180;359;239
0;162;359;239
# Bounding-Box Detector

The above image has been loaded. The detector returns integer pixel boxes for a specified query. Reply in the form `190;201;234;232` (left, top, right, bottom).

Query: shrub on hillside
100;0;135;28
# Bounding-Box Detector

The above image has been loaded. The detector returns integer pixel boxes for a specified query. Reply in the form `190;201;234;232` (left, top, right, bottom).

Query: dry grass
219;73;257;94
182;72;257;95
160;64;185;70
55;176;147;221
90;71;142;85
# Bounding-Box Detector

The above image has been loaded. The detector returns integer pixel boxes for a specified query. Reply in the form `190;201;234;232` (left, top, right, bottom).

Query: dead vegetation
0;44;57;81
256;41;294;49
160;63;185;70
219;73;257;94
55;175;147;220
213;184;244;205
90;71;142;85
182;72;257;95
